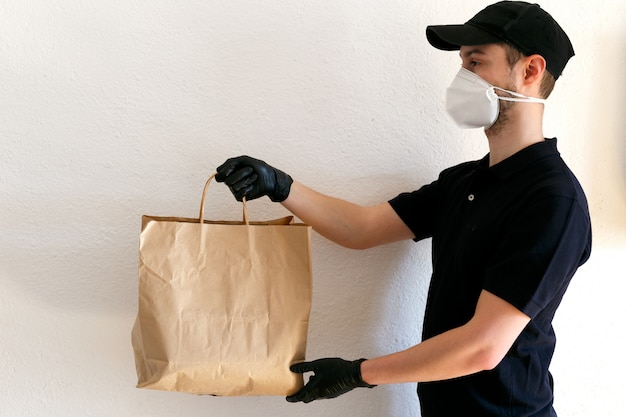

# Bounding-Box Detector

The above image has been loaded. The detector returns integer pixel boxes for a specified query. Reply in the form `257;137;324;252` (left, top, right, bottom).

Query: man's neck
485;107;545;166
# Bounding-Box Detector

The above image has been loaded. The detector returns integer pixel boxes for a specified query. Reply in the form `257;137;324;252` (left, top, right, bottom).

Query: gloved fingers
286;385;309;403
303;391;320;403
226;173;257;193
286;375;322;403
218;167;254;188
215;160;239;181
285;392;302;403
215;156;252;180
221;168;258;201
286;361;316;402
289;361;318;374
232;184;256;202
216;155;265;179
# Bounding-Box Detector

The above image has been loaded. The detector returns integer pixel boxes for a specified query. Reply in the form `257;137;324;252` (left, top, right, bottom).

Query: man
215;2;591;416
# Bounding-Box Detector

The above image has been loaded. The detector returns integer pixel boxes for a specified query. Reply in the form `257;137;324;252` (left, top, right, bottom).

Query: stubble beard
485;77;519;136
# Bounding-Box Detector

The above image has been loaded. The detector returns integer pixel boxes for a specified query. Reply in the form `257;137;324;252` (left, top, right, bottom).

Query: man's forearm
360;290;531;385
282;181;414;249
360;323;493;385
281;181;367;248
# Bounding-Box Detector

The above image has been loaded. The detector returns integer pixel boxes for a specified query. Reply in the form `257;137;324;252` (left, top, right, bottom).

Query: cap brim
426;24;503;51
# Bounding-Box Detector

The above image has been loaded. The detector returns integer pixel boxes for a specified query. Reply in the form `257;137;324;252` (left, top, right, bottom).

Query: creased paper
131;210;312;396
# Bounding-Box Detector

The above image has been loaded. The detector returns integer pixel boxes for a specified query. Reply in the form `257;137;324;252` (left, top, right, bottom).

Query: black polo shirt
389;138;591;417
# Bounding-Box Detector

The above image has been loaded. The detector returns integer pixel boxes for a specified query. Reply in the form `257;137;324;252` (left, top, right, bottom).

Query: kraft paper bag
131;175;312;396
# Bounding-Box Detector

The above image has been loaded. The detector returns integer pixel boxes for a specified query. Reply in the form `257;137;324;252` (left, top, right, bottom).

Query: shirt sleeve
388;179;440;242
483;194;591;319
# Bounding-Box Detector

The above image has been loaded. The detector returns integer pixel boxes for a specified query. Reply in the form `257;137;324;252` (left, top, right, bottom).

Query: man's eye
470;61;479;67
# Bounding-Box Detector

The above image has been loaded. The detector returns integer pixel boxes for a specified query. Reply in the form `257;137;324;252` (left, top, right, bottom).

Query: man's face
459;43;518;88
459;43;521;131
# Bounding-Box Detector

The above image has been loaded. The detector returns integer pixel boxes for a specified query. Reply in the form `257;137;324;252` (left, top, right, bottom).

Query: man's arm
288;290;530;402
282;181;414;249
215;156;415;249
362;290;530;384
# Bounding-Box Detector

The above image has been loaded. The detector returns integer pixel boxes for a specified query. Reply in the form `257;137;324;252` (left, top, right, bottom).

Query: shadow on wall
619;38;626;195
589;35;626;236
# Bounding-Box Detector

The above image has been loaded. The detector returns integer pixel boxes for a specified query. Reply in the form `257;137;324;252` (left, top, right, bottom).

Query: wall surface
1;0;624;416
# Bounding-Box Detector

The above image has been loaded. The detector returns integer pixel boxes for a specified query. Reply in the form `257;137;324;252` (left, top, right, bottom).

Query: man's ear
523;54;547;86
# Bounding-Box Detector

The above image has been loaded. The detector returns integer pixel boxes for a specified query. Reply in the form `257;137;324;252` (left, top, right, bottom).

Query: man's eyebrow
460;48;487;58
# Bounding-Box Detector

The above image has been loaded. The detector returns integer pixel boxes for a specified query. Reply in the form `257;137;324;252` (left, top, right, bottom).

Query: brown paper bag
131;175;312;396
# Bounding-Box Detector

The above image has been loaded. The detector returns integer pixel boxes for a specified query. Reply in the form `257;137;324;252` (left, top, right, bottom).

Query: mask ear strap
493;87;547;104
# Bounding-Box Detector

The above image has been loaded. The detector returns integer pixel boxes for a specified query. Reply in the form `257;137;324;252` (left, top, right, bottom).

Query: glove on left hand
286;358;376;404
215;155;292;202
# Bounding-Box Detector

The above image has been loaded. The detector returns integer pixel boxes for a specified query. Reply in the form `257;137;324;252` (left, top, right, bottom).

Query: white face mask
445;67;547;130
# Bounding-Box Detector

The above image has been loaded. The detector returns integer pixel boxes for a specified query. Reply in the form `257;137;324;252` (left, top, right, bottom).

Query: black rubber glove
286;358;376;403
215;156;293;202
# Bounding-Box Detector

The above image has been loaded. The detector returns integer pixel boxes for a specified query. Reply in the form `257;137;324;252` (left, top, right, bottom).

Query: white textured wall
1;0;624;416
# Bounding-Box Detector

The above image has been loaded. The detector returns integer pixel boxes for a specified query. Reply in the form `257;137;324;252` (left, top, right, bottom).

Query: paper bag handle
199;173;249;225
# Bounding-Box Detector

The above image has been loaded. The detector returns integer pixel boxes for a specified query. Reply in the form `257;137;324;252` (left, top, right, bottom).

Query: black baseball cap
426;1;574;79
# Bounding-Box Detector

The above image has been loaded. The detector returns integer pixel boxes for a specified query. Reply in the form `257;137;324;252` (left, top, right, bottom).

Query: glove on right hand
215;155;293;202
286;358;375;403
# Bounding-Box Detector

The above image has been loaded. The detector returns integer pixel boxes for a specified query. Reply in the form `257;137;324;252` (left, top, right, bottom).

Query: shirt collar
477;138;560;180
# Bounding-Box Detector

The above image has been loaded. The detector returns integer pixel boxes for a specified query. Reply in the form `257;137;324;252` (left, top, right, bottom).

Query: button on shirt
389;138;591;417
